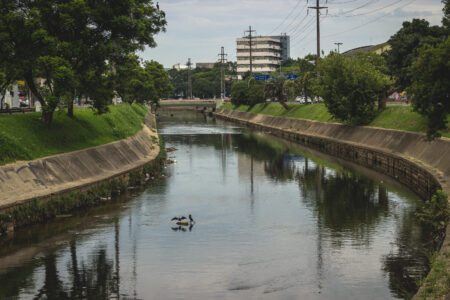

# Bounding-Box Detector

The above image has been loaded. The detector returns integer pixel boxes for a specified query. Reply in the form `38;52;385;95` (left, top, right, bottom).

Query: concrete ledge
216;109;450;198
0;113;160;210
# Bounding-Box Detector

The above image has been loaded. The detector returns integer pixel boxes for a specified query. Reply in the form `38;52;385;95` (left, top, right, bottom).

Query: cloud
143;0;445;67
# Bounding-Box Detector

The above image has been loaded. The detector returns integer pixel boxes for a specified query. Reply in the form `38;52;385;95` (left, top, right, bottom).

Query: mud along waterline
0;110;435;299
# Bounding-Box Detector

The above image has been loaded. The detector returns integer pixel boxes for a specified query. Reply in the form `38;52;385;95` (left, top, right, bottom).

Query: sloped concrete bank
216;109;450;298
216;109;450;200
0;113;161;233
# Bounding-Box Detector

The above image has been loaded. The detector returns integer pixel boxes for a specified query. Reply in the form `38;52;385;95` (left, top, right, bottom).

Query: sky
141;0;445;68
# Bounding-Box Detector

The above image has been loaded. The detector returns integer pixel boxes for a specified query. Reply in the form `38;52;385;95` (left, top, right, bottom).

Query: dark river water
0;111;435;300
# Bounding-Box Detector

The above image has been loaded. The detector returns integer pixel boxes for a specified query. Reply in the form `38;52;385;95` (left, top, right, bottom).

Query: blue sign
254;74;271;81
286;74;298;80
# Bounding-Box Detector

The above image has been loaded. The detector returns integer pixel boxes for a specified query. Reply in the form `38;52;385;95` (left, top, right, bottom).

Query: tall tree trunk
24;72;57;126
67;99;74;117
280;100;289;109
42;109;54;127
378;96;387;111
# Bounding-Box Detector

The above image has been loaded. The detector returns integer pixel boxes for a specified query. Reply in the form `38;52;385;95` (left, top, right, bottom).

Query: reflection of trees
28;245;117;300
382;212;433;300
299;158;391;247
233;133;299;182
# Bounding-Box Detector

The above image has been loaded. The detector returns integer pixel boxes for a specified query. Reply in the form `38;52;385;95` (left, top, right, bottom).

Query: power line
340;0;406;17
287;11;312;36
291;17;316;40
328;0;382;17
323;0;418;38
267;0;304;35
283;1;309;34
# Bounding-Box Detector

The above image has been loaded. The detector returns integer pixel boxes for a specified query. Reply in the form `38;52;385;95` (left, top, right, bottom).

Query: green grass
414;252;450;299
222;103;450;138
0;104;147;166
222;102;333;122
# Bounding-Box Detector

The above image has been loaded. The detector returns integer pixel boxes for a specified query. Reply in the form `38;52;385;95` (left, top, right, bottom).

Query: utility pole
218;47;228;99
244;26;256;75
308;0;328;65
334;42;343;53
187;58;193;99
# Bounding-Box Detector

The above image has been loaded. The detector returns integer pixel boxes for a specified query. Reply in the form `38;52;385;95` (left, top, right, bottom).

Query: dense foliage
167;62;236;99
315;53;392;125
385;19;446;91
409;37;450;139
0;0;166;125
230;81;265;106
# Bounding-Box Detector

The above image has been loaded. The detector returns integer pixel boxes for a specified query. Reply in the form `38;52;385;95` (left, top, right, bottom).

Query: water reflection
0;111;435;300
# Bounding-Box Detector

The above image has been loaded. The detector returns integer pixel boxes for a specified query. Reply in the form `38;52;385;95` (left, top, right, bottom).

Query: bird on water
171;214;194;226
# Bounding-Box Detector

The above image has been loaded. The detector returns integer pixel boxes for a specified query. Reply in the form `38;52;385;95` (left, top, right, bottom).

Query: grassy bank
222;103;450;138
0;104;147;166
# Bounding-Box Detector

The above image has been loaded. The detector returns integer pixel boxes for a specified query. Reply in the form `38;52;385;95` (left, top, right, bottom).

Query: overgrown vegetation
0;151;167;235
414;191;450;300
416;190;450;247
0;104;147;165
222;102;450;137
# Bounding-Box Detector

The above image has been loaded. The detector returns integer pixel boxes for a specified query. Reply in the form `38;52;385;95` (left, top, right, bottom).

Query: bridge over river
159;98;222;111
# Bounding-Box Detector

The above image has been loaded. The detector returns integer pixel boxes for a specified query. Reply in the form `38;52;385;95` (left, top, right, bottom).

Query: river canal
0;111;435;299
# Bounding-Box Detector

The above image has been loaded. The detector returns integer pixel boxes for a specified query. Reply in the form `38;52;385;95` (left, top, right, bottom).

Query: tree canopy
315;53;392;125
385;19;446;90
0;0;166;124
409;37;450;139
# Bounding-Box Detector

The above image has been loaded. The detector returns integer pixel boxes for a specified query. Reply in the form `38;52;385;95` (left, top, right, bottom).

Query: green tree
247;82;265;105
385;19;446;90
443;0;450;29
296;71;315;101
409;37;450;139
265;76;288;108
114;54;154;104
0;0;166;125
231;81;248;106
143;60;172;104
316;53;392;125
283;80;298;101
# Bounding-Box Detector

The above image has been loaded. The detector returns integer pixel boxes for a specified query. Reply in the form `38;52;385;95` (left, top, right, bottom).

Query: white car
295;96;306;104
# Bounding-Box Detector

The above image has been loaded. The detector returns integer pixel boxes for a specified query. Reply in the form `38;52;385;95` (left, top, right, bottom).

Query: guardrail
0;107;36;114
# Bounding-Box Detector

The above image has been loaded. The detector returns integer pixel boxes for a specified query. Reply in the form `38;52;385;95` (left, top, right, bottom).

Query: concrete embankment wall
0;113;160;211
216;109;450;200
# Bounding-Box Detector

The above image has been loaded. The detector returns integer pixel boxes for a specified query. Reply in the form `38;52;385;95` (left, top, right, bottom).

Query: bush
315;53;392;125
231;80;265;106
231;81;248;106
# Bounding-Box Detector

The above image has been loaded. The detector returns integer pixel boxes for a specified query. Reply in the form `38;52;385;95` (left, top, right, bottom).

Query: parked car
19;99;29;107
295;96;306;104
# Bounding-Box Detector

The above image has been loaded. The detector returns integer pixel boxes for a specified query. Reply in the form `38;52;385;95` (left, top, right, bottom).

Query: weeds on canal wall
416;190;450;248
415;252;450;299
414;190;450;299
0;137;167;236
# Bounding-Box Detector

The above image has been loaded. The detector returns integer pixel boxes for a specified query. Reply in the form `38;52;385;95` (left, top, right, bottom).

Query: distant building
196;62;216;69
343;42;391;56
236;33;290;75
172;63;188;70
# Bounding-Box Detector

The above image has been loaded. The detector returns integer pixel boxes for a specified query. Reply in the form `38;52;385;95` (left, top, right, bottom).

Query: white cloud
143;0;445;67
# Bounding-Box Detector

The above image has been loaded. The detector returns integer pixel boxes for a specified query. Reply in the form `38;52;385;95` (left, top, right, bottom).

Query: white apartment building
236;34;290;75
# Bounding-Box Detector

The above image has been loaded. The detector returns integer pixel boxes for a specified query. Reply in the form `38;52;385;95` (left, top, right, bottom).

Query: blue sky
141;0;445;68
